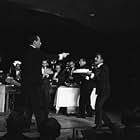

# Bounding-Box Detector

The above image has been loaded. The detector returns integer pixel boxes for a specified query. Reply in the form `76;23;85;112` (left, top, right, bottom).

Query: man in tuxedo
50;62;71;114
41;59;54;114
93;53;114;129
7;60;22;111
76;58;95;118
8;60;22;86
21;35;69;132
49;63;62;112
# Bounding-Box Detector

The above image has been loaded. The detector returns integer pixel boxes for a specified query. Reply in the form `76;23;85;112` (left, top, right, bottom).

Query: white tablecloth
55;86;97;112
90;88;97;110
55;86;80;110
0;85;5;112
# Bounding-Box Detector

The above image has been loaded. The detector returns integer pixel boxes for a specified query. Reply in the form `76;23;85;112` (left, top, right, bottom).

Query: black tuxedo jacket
21;47;58;86
94;64;110;95
9;66;21;82
56;68;68;87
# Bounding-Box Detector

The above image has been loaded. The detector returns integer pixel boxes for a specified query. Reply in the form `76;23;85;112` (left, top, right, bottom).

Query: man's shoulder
101;63;108;68
101;64;110;73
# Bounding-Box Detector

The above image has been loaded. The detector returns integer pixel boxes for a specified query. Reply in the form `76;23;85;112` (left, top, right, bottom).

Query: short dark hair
27;34;38;45
95;52;104;60
40;117;61;138
79;57;87;62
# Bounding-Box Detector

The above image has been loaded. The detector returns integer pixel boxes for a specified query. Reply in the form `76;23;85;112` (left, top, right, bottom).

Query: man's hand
87;71;95;79
59;52;70;60
62;52;70;58
87;70;92;75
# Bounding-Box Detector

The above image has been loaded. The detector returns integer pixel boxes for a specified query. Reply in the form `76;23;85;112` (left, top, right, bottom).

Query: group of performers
1;34;114;131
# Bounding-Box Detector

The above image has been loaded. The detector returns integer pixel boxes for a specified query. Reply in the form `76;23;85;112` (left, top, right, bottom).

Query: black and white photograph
0;0;139;140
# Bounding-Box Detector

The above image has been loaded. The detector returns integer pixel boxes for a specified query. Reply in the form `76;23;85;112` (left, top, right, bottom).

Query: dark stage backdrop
8;0;137;31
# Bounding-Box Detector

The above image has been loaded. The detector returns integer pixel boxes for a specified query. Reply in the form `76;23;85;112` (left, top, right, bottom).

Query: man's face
16;64;21;70
69;61;75;68
42;60;49;67
55;65;61;72
79;58;86;67
34;36;42;48
94;54;103;65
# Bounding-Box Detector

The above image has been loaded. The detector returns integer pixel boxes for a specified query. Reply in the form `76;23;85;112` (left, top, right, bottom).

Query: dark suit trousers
49;86;57;111
41;79;50;117
23;82;49;131
95;89;112;126
79;81;93;115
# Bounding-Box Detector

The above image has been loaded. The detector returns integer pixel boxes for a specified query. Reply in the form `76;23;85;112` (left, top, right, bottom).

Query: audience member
39;117;61;140
1;111;28;140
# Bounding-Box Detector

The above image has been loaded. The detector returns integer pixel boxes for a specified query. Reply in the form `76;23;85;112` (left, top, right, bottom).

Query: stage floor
0;111;124;140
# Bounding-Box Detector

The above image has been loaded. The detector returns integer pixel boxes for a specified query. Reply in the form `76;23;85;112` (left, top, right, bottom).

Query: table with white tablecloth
90;88;97;110
0;85;21;112
0;85;5;112
55;86;97;114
